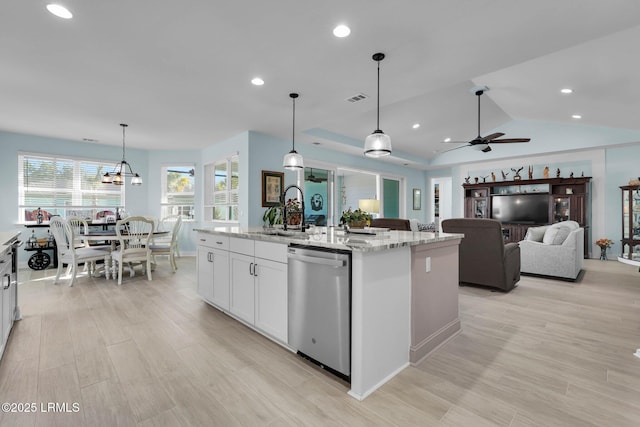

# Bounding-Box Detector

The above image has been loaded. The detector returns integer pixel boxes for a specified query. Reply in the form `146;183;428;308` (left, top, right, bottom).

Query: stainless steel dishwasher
287;244;351;381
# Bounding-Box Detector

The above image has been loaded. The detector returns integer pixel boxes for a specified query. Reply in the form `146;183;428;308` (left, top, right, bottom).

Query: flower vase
599;246;607;261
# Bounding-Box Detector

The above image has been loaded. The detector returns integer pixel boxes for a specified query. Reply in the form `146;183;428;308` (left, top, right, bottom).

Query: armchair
442;218;520;291
518;221;584;280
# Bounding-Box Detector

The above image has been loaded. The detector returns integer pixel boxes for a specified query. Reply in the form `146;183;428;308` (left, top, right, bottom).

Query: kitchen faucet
281;184;306;232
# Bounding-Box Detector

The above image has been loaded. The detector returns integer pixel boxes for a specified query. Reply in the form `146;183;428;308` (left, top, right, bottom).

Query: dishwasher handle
287;253;346;267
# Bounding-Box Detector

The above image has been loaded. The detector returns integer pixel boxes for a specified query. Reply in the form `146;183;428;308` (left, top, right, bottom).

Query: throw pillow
543;226;572;245
525;227;546;242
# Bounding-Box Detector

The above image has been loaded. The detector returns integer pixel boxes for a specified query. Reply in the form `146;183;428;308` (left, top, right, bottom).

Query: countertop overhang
194;226;463;252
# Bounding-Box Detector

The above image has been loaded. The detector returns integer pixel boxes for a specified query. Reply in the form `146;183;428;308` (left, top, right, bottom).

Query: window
18;152;124;222
204;155;239;222
161;165;195;219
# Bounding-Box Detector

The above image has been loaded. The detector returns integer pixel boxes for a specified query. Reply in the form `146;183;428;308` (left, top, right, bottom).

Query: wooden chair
111;216;154;285
49;217;110;287
150;216;182;271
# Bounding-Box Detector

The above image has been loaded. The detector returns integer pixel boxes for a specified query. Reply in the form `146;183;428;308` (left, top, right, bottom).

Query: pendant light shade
364;52;392;157
283;93;304;170
102;124;143;186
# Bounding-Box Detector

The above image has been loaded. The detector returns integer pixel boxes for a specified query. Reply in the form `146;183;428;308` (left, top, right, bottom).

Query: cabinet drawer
197;233;229;250
230;237;255;256
255;241;287;264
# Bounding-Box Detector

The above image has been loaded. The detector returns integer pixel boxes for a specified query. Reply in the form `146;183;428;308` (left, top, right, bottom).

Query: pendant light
102;124;143;186
364;52;392;157
283;93;304;170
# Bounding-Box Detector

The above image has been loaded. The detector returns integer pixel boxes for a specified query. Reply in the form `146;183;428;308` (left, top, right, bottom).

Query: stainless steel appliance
287;244;351;381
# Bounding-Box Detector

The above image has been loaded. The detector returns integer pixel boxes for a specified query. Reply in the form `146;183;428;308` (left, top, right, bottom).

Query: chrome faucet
281;184;306;232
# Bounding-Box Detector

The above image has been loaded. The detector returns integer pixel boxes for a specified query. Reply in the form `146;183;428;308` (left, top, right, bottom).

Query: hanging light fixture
283;93;304;170
102;123;143;186
364;52;392;157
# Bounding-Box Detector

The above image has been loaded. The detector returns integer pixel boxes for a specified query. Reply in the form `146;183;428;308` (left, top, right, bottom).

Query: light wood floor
0;257;639;426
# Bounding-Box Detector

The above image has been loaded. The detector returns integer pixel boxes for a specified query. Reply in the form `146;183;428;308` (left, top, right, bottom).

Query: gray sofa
518;221;584;281
441;218;521;292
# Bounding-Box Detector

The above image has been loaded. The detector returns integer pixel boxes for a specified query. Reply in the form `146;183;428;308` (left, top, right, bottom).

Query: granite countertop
194;226;462;252
0;231;21;255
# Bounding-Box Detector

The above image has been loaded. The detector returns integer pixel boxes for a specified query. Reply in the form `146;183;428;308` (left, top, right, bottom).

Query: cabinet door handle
249;262;254;276
253;263;258;277
216;241;224;245
3;273;10;290
200;238;207;242
208;252;214;262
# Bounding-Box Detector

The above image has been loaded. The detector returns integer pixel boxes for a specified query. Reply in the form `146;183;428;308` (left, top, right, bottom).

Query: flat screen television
491;194;549;224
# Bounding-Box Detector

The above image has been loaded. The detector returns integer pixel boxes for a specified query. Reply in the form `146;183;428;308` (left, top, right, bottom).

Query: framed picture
262;170;284;207
413;188;422;210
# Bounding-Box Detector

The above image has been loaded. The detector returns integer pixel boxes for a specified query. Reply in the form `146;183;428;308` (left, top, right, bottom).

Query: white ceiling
2;1;640;168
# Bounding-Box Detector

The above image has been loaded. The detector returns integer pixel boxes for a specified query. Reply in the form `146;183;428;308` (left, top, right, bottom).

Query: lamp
102;123;142;186
364;52;392;157
358;199;380;214
283;93;304;170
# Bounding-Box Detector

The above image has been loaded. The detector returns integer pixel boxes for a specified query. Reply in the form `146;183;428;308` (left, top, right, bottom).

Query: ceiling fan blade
482;132;505;141
482;145;492;153
439;144;471;154
491;138;531;143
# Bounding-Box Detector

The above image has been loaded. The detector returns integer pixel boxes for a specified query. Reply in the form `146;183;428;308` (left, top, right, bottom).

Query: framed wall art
262;170;284;207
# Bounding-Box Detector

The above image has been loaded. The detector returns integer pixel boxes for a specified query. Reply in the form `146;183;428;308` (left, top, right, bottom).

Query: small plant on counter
262;206;282;227
340;208;373;228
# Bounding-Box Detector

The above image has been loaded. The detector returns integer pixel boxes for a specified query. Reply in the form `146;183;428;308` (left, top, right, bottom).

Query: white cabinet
0;251;14;359
196;234;230;310
229;237;288;343
254;257;287;342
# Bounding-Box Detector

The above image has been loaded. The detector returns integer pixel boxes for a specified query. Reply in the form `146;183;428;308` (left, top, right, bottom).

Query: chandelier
102;123;142;186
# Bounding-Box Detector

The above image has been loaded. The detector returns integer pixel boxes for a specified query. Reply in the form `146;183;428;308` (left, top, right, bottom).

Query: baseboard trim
410;318;461;365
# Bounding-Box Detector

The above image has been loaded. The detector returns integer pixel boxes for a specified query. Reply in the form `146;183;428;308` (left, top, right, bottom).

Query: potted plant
262;206;282;227
284;198;302;226
340;208;373;229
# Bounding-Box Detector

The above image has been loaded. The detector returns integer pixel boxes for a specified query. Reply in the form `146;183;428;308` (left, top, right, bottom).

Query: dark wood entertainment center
463;177;591;257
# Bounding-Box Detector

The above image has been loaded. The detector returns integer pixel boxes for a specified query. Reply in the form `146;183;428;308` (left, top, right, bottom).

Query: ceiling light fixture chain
364;52;392;158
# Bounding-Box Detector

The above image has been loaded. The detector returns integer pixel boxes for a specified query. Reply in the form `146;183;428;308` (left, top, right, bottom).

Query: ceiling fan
306;168;327;183
444;86;530;153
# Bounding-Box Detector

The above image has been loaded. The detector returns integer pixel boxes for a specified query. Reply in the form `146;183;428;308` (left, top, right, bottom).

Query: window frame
204;154;239;223
18;151;125;223
160;163;195;221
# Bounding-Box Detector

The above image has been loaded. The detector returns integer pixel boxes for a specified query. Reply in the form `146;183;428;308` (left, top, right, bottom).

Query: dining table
81;229;169;280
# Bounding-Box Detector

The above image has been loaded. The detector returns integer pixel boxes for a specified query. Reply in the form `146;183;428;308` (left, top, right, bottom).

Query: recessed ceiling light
561;88;573;94
412;123;420;129
443;137;451;142
572;114;582;119
333;24;351;38
46;4;73;19
251;77;264;86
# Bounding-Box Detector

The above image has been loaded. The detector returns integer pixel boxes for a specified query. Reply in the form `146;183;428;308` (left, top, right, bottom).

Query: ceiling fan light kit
364;52;392;158
283;93;304;170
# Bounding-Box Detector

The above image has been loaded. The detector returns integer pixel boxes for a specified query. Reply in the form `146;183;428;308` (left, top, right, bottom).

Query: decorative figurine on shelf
474;177;479;184
491;172;496;182
556;168;561;178
511;167;523;181
481;175;489;183
543;166;549;179
528;165;533;179
464;175;471;184
570;172;574;178
36;207;43;225
501;170;509;181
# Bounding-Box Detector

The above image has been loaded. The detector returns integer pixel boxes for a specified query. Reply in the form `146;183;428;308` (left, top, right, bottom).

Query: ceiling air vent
345;93;368;103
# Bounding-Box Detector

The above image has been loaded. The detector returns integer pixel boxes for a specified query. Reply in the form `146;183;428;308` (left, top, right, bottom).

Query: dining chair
66;216;89;248
111;216;154;285
150;215;182;271
49;217;111;287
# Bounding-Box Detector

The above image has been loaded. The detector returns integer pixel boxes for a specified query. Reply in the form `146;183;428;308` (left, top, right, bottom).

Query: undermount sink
252;229;309;240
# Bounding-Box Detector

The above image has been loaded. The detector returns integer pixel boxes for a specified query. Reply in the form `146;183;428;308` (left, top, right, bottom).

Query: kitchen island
194;226;463;400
